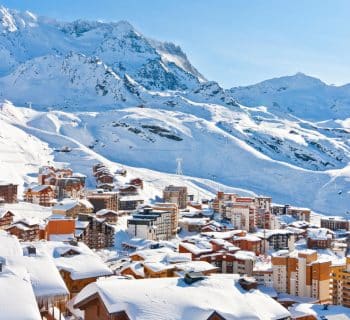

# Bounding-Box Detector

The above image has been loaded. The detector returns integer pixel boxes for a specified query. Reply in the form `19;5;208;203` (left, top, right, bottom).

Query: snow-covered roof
0;230;22;257
21;254;69;301
130;247;174;262
28;185;52;192
52;198;79;211
96;208;118;216
289;303;350;320
0;208;13;218
0;258;41;320
23;241;112;280
74;274;290;319
307;228;332;240
174;261;218;274
180;240;213;255
233;250;256;261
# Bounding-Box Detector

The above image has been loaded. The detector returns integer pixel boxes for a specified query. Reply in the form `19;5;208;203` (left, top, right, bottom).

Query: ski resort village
1;162;350;320
0;3;350;320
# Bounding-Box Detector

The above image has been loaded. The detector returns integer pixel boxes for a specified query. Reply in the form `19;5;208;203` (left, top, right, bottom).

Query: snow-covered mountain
229;73;350;121
0;6;349;215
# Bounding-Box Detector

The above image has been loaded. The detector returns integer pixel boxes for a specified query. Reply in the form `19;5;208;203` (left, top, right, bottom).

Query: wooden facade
0;210;14;229
0;183;18;203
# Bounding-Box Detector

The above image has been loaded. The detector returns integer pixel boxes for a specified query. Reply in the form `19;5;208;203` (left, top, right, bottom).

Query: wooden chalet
0;209;14;229
24;185;55;207
6;219;40;241
0;182;18;203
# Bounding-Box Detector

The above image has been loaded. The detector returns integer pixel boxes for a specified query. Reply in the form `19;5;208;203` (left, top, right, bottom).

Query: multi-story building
24;185;55;207
257;229;295;253
306;228;333;249
127;207;173;241
0;182;18;203
321;216;349;231
76;214;114;249
224;197;257;232
330;257;350;307
163;185;187;209
271;250;331;303
272;204;311;222
86;190;118;212
212;192;237;214
152;202;179;236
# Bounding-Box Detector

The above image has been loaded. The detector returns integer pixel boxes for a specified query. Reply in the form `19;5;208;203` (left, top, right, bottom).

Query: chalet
163;185;188;209
0;182;18;203
306;228;333;249
26;241;112;296
53;199;81;217
93;163;106;173
6;219;40;241
24;185;55;207
0;208;14;229
87;190;118;212
118;185;139;195
97;183;115;191
56;177;84;199
97;173;114;185
21;245;70;318
96;209;119;224
129;178;143;189
118;195;144;211
72;275;290;320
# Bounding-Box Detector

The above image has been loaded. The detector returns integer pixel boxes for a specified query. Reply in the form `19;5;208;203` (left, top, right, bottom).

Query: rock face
0;6;349;214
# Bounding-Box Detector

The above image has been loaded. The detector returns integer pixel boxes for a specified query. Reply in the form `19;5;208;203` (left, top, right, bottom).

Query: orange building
45;216;75;240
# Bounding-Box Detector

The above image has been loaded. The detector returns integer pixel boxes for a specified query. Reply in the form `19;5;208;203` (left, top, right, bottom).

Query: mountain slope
229;73;350;121
0;6;349;215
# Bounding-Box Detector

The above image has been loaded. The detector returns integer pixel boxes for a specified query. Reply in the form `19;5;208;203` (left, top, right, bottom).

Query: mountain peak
0;6;38;32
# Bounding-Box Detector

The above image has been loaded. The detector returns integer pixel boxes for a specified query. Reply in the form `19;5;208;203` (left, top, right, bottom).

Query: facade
163;185;187;209
118;195;144;211
257;230;295;253
77;214;114;249
321;216;349;231
96;209;119;224
271;250;331;303
6;220;40;241
87;190;118;212
127;207;173;241
224;198;257;232
0;182;18;203
24;185;55;207
45;216;75;240
272;204;311;222
330;257;350;307
0;209;14;229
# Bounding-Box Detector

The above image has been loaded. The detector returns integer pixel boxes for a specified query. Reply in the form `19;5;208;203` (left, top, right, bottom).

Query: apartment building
321;216;349;231
271;250;331;303
127;207;174;241
0;182;18;203
163;185;187;209
86;190;118;212
224;197;257;232
330;257;350;307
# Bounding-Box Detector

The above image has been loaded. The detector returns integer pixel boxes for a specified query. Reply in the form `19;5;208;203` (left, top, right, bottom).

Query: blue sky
2;0;350;87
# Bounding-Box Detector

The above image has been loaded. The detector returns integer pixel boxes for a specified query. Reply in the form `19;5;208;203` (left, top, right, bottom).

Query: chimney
184;272;205;285
239;276;258;291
